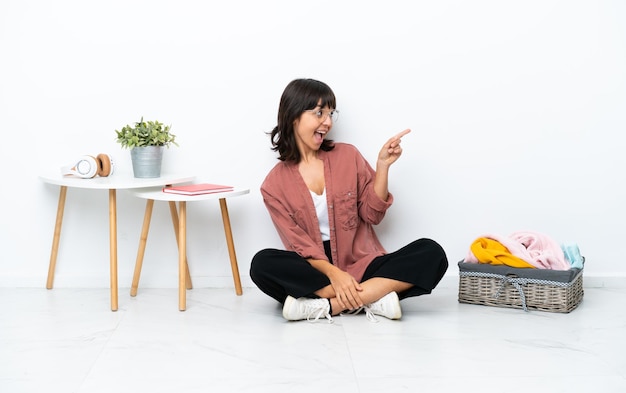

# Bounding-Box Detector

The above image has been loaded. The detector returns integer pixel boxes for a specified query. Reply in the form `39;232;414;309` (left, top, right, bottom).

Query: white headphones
61;154;115;178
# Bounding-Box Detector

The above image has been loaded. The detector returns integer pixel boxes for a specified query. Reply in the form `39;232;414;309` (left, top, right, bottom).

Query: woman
250;78;448;322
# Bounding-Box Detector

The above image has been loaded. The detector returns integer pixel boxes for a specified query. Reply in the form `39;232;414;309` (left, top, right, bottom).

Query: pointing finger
392;129;411;141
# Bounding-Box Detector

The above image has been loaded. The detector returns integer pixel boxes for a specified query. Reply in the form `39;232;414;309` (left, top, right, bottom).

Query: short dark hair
269;78;336;162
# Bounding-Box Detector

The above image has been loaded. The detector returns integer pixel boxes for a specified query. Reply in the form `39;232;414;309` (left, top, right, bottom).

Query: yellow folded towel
470;237;535;268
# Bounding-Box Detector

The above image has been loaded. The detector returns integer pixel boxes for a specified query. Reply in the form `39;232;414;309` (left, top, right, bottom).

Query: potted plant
115;117;178;178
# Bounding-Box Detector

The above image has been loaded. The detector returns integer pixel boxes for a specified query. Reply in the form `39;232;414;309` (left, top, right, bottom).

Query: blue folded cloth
561;243;584;269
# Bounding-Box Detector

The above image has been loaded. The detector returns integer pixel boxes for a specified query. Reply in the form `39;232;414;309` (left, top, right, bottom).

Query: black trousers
250;238;449;304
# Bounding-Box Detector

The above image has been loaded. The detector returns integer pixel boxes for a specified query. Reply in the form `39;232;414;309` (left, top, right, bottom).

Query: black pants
250;238;448;304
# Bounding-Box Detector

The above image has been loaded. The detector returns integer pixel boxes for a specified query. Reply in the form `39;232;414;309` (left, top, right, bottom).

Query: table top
39;172;196;190
130;186;250;201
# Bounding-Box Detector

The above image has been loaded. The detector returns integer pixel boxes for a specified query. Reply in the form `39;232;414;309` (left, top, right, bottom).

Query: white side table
129;186;250;311
39;172;195;311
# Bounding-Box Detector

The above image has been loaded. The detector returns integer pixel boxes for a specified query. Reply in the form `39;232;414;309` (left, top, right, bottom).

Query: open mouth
314;130;326;143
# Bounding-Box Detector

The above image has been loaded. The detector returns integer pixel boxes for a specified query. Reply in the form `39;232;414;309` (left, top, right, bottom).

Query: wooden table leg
219;198;243;296
131;199;154;297
178;201;187;311
46;186;67;289
109;189;118;312
168;201;192;289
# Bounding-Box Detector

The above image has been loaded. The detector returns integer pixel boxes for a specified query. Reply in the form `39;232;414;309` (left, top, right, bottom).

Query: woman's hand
374;128;411;201
377;128;411;168
327;268;364;311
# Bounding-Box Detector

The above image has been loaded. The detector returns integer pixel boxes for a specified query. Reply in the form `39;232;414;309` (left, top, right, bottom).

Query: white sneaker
364;292;402;322
283;296;333;323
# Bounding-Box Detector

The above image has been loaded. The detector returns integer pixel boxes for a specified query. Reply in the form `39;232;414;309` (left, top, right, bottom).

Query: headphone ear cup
96;153;114;177
61;155;98;178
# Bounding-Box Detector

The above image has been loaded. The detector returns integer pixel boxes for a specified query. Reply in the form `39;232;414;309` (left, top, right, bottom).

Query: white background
1;0;624;288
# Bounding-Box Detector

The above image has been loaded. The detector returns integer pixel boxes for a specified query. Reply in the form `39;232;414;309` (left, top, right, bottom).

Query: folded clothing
465;231;570;270
562;243;584;269
469;237;536;268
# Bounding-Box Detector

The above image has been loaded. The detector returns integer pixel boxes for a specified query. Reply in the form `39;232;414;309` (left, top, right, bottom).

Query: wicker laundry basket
458;261;584;313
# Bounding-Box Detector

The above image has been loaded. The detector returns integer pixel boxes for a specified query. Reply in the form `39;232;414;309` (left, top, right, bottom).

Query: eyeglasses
305;108;339;122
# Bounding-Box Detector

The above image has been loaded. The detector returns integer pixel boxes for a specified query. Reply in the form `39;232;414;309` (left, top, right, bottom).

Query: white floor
1;281;625;393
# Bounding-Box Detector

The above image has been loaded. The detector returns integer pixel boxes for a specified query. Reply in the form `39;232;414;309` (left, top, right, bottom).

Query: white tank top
309;188;330;241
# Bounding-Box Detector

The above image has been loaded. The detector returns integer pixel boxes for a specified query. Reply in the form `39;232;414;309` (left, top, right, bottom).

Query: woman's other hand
327;268;364;311
378;128;411;167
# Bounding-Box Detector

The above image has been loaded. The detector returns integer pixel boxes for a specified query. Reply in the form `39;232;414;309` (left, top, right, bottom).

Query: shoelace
301;299;333;323
362;306;380;323
307;307;333;323
341;306;380;323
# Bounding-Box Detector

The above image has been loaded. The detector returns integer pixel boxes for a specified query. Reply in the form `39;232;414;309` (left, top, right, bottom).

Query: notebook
163;183;234;195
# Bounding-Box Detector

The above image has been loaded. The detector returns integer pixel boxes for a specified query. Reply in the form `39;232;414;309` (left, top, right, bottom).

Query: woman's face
293;102;335;156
